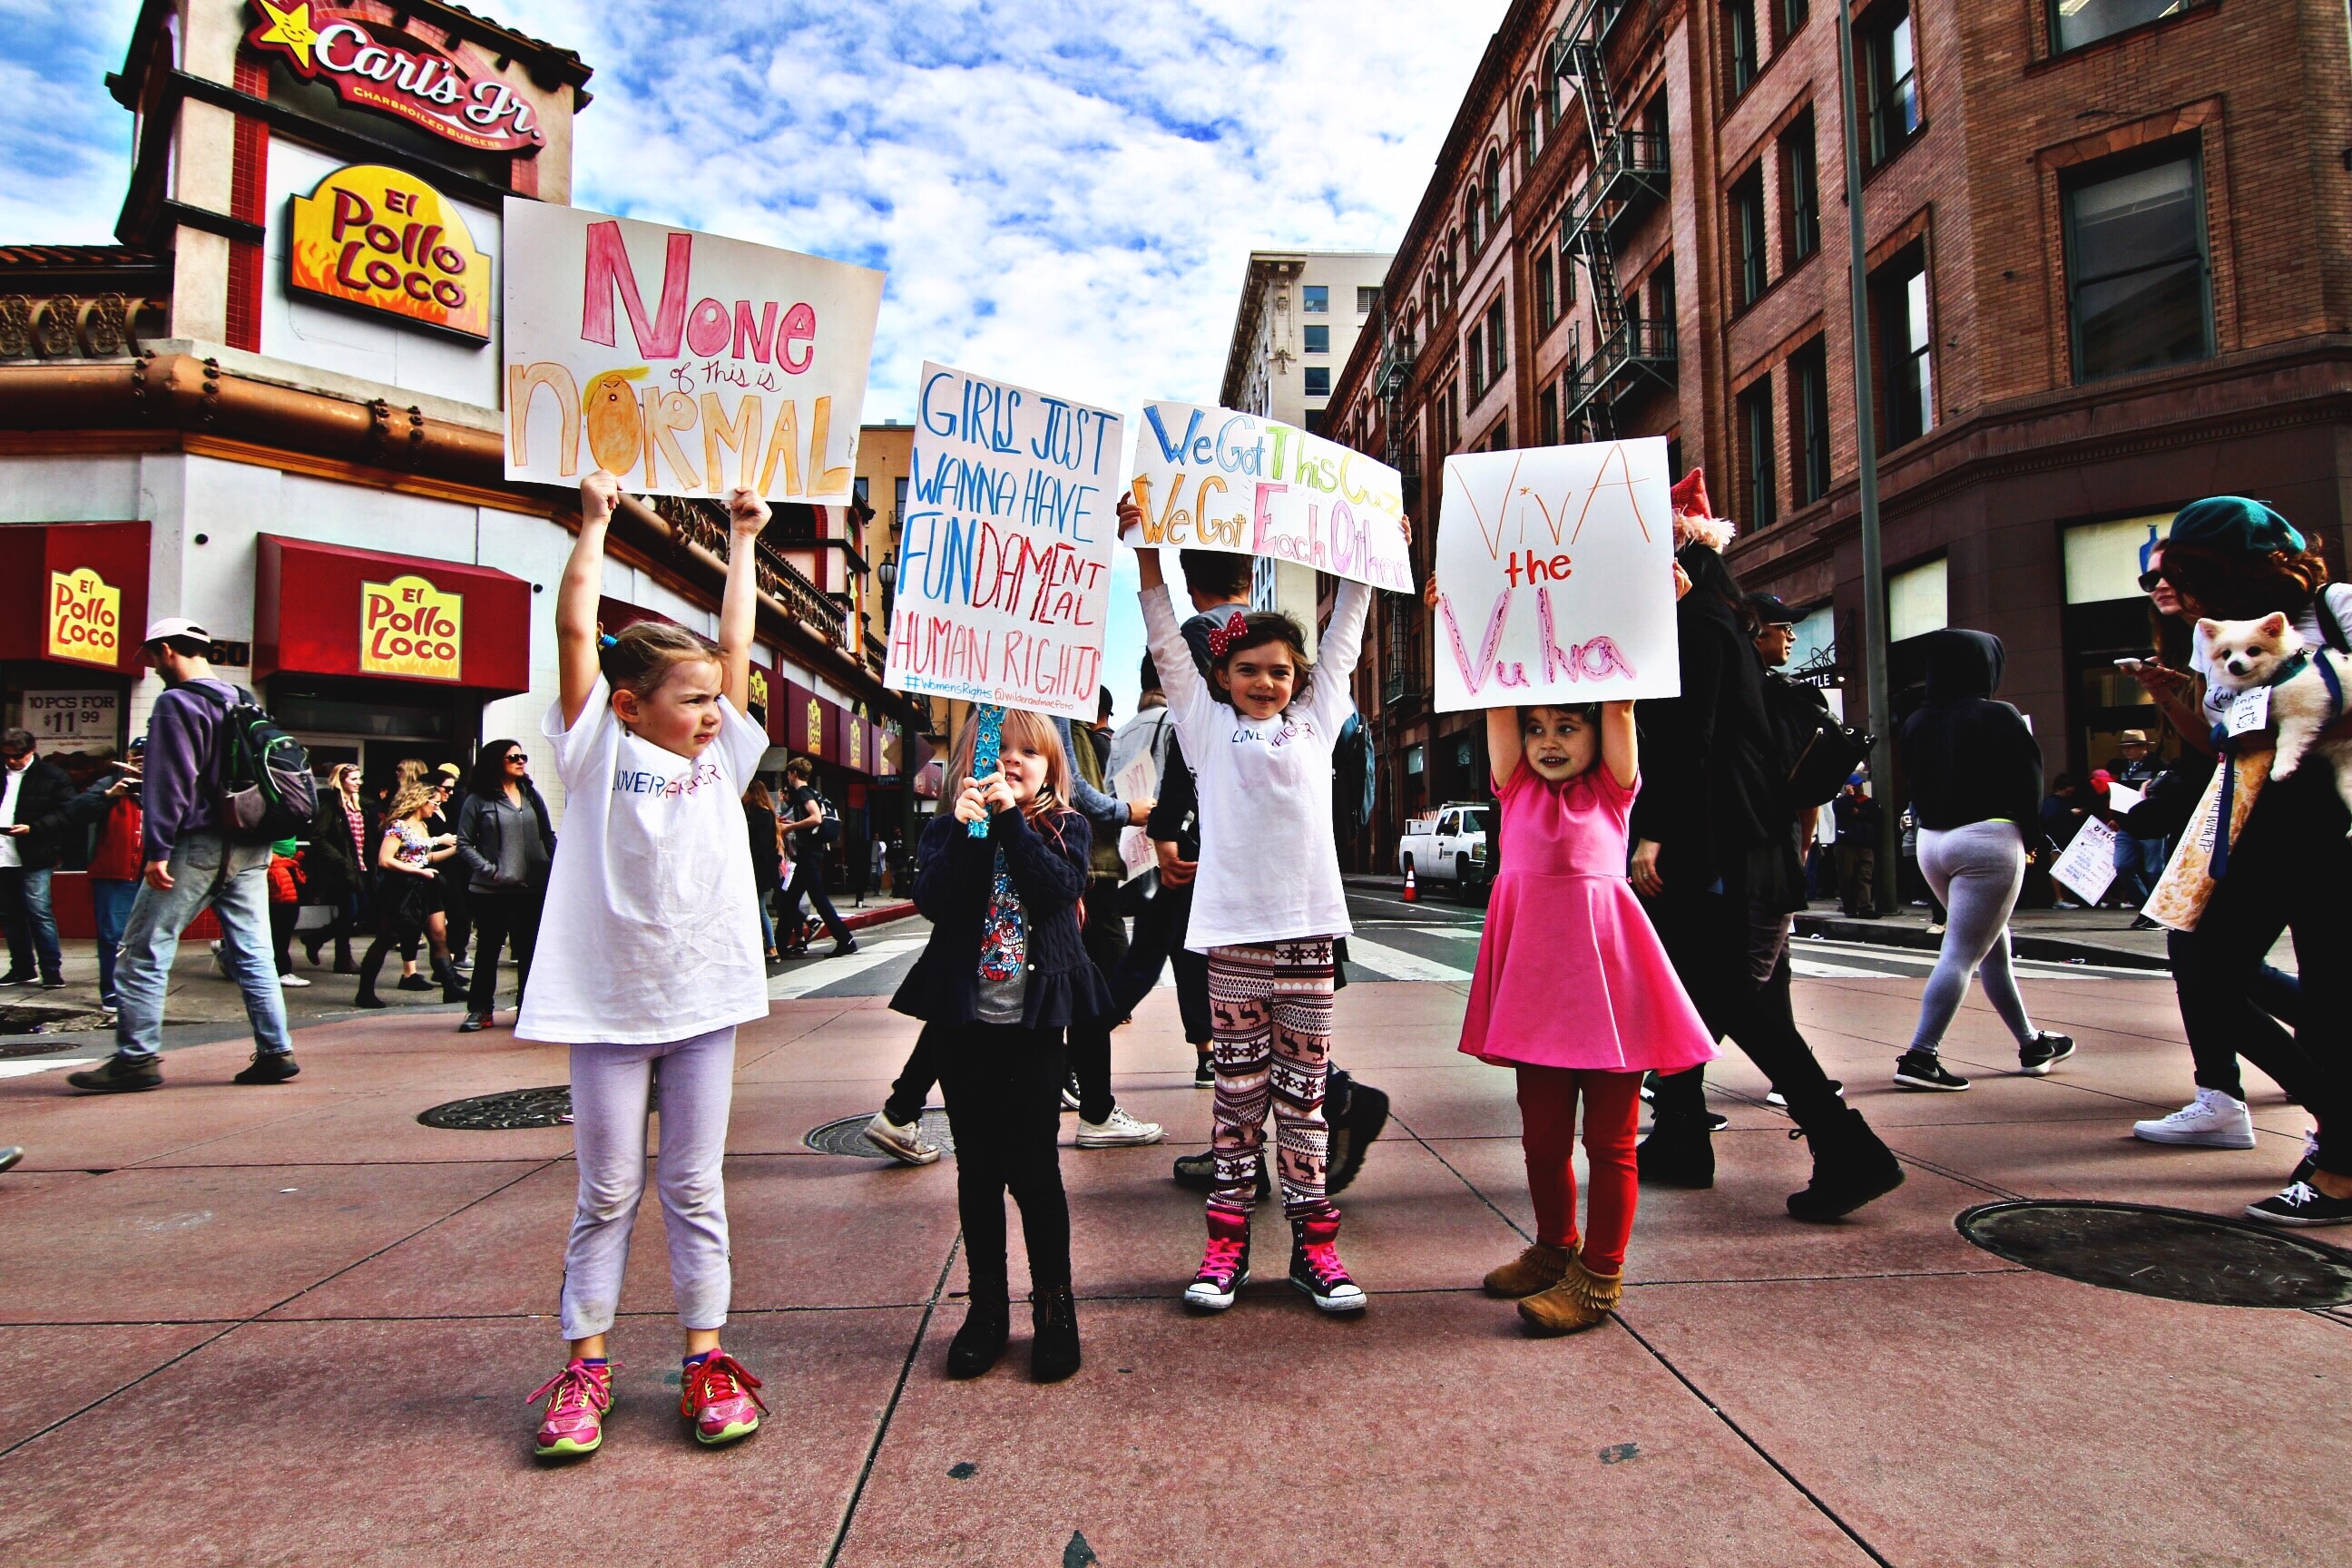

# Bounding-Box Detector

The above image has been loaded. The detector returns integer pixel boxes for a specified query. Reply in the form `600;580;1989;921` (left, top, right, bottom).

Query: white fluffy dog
2197;612;2352;824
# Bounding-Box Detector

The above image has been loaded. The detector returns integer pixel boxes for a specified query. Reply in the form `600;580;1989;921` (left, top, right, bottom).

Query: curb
839;901;918;933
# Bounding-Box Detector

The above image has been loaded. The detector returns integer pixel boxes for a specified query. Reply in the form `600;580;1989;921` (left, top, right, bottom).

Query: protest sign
884;362;1121;721
2104;780;2144;816
2051;817;2121;907
503;200;884;502
1112;755;1157;883
1431;438;1681;711
1128;401;1411;592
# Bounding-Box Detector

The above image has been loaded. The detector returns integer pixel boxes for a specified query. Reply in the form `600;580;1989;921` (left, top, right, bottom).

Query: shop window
1302;284;1328;312
1726;0;1761;97
2052;0;2211;54
1861;2;1923;169
1789;338;1831;504
1732;167;1769;308
1781;109;1819;263
1888;557;1948;642
1740;379;1778;530
1535;252;1558;332
1872;246;1934;450
1304;324;1330;353
2063;148;2213;382
1304;366;1331;397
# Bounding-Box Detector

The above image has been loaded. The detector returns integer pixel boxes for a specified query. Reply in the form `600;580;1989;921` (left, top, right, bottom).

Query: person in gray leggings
1894;631;2073;1092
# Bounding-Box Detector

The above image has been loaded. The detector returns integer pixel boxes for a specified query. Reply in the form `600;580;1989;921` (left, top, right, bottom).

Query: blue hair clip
599;633;618;649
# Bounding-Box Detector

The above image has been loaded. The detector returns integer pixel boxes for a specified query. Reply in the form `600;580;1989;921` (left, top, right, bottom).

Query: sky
0;0;1510;717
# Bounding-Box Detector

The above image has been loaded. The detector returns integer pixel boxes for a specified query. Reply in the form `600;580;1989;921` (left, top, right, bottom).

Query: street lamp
877;554;896;592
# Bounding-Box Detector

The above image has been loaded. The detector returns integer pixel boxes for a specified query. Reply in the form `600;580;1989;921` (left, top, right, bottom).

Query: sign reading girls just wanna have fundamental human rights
502;201;884;504
883;363;1122;722
1127;401;1412;592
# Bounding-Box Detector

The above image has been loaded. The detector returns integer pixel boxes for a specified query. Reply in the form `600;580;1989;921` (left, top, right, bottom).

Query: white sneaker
2132;1088;2257;1150
861;1111;941;1166
1075;1107;1165;1148
279;973;311;988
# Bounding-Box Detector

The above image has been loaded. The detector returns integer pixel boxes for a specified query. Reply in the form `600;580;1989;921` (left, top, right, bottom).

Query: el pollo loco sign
248;2;544;152
361;574;464;681
47;570;122;669
289;165;490;338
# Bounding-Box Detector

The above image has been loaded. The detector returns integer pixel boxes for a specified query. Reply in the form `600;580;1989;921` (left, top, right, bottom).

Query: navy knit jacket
889;804;1114;1030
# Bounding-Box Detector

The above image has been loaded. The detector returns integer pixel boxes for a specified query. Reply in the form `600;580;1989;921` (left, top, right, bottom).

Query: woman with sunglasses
453;740;554;1033
301;763;370;974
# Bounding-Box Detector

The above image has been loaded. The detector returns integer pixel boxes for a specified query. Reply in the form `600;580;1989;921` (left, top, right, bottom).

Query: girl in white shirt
524;470;773;1460
1121;493;1406;1317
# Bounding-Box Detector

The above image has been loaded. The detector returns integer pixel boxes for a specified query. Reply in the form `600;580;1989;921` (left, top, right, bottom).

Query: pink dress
1458;761;1718;1073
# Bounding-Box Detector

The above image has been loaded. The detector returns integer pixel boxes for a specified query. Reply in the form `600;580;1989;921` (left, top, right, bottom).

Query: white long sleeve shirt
1142;575;1371;951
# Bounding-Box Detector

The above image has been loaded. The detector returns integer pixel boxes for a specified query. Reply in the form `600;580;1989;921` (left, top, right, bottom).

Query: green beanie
271;838;300;858
2168;495;2304;556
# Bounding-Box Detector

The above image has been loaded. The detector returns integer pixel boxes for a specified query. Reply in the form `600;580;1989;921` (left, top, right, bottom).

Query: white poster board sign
883;362;1120;721
1432;438;1681;711
21;690;119;745
503;200;884;502
2051;817;2120;906
1112;755;1158;883
1128;401;1411;591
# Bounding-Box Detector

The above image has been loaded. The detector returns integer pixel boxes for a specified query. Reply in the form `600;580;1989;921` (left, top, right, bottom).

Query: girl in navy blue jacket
891;706;1111;1383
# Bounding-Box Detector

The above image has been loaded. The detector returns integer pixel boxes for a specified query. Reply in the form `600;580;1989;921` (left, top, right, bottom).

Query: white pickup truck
1396;802;1491;899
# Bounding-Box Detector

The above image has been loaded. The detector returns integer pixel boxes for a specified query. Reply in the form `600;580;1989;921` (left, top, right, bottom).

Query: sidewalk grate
0;1039;77;1058
805;1110;955;1157
417;1085;572;1130
1957;1200;2352;1308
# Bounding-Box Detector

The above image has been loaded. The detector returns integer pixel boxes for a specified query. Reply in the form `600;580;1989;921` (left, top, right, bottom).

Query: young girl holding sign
1120;494;1400;1315
889;707;1106;1381
524;470;773;1458
1429;577;1716;1335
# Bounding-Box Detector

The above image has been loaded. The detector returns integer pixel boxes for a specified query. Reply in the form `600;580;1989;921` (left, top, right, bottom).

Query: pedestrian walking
350;783;465;1008
522;470;775;1458
1891;630;2075;1092
1830;777;1880;917
265;838;307;986
453;740;553;1032
1451;676;1715;1337
301;763;369;974
777;757;857;956
67;619;300;1093
745;780;782;960
2107;729;2166;912
426;763;471;969
1128;493;1395;1315
888;708;1102;1381
44;740;144;1019
0;729;74;989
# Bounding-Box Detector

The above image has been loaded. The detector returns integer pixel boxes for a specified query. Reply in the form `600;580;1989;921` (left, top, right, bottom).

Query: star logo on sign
252;0;318;69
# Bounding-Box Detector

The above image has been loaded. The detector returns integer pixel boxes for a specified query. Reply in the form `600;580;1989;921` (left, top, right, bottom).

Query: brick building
1327;0;2352;867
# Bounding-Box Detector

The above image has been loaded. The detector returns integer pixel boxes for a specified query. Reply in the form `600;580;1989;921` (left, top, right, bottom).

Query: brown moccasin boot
1515;1250;1623;1337
1482;1241;1572;1298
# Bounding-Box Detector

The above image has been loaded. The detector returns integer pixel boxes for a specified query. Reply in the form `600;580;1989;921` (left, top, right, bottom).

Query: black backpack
812;790;843;849
1762;674;1873;811
187;684;317;843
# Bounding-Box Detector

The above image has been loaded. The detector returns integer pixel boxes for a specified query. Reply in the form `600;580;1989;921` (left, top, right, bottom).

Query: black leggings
1066;876;1130;1122
1108;878;1212;1045
938;1023;1070;1300
466;885;544;1014
1646;889;1846;1135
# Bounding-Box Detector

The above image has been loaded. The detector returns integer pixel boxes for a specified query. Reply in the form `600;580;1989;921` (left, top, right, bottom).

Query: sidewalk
0;965;2340;1563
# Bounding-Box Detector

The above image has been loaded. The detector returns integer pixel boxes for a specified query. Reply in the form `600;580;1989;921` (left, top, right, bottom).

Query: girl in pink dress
1455;690;1716;1336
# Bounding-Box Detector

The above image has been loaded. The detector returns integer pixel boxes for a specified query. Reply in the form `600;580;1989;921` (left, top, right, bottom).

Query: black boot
1637;1118;1716;1189
1029;1285;1081;1383
946;1295;1010;1378
1786;1107;1905;1221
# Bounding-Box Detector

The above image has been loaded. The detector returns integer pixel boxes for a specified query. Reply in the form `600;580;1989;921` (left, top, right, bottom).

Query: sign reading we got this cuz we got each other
1432;437;1682;711
882;363;1122;723
502;201;884;503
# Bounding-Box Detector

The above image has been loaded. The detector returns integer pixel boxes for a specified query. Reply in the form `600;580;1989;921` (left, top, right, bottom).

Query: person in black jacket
1890;631;2073;1092
889;708;1106;1383
1629;476;1903;1220
452;740;555;1032
0;730;76;987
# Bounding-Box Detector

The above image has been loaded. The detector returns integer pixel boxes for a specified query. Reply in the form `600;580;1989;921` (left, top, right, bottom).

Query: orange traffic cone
1402;866;1417;902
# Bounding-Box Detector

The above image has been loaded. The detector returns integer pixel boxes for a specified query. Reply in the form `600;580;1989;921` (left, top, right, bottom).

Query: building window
1305;410;1327;435
1545;52;1567;125
1781;110;1819;262
1873;246;1934;450
1357;285;1380;313
1558;229;1579;304
1732;167;1768;308
1465;188;1483;254
1862;3;1922;168
1539;384;1561;447
1790;338;1830;504
2053;0;2211;54
1781;0;1809;37
1521;87;1540;170
1304;324;1331;354
1468;324;1486;398
1304;366;1331;397
1446;382;1460;446
1642;93;1669;148
1535;252;1557;332
1485;147;1504;235
2063;148;2213;382
1651;261;1676;342
1485;298;1507;386
1302;284;1328;312
1727;1;1760;97
1739;379;1778;529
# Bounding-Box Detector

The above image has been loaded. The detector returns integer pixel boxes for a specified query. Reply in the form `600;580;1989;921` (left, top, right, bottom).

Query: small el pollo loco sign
289;165;491;338
47;569;122;668
247;2;544;152
362;573;464;681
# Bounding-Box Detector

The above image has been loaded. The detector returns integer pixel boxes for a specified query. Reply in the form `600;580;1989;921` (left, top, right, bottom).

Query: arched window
1520;87;1539;169
1485;146;1504;232
1545;51;1565;125
1465;187;1482;254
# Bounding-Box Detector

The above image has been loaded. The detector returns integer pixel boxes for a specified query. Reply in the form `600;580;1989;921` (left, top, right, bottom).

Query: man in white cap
67;619;299;1093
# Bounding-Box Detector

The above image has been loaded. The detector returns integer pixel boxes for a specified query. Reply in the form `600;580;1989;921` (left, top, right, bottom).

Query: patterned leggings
1207;939;1337;1220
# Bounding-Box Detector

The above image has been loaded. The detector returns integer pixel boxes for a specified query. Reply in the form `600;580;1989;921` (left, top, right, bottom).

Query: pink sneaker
1182;1208;1251;1311
530;1358;612;1457
680;1351;766;1446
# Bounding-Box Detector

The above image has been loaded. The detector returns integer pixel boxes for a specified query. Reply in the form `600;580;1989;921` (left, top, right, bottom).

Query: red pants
1514;1065;1642;1274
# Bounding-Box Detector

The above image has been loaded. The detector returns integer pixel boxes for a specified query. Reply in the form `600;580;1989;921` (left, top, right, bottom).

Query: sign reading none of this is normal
503;201;884;504
1432;438;1681;711
1128;402;1411;592
886;363;1121;721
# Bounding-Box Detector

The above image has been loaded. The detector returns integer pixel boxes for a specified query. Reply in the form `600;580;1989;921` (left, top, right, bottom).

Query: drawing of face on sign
583;368;650;475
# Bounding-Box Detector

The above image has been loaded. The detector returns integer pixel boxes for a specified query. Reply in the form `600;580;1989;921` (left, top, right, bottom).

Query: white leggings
1908;822;2039;1056
560;1026;737;1339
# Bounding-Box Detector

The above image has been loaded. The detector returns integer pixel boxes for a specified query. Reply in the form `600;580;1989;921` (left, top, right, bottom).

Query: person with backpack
68;619;303;1093
778;756;857;957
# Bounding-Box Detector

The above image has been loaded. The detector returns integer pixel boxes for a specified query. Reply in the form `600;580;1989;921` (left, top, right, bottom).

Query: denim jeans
89;877;140;1004
112;831;293;1065
2111;833;2168;906
0;866;62;980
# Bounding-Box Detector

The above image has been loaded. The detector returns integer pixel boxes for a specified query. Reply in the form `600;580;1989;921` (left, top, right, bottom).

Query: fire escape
1376;305;1425;717
1553;0;1676;440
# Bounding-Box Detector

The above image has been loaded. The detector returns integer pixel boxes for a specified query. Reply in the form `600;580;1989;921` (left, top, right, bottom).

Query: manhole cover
1957;1200;2352;1308
0;1039;77;1058
417;1085;572;1130
0;1005;105;1037
806;1109;955;1157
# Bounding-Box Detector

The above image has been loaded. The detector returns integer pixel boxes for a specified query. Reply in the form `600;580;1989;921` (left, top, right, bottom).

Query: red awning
0;522;152;674
257;535;531;694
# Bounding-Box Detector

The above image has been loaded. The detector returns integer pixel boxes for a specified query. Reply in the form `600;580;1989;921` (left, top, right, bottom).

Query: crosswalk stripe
768;936;928;1000
1339;935;1475;984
